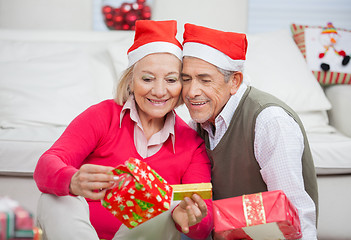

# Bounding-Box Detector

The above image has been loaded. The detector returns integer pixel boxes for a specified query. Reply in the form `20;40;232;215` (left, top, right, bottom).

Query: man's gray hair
217;64;244;83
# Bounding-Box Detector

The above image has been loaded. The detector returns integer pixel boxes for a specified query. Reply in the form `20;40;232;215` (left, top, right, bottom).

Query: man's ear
230;72;243;95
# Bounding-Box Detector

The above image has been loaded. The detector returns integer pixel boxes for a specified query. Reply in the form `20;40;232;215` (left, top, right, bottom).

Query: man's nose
186;80;202;98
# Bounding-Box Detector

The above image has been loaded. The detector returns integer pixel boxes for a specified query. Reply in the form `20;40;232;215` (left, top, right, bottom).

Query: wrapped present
102;158;173;229
0;196;41;240
171;183;212;201
213;190;302;240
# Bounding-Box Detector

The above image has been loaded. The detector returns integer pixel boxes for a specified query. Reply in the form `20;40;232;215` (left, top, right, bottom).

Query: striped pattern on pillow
291;23;351;85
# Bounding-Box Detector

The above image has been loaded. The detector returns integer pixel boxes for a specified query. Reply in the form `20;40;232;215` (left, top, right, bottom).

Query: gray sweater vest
197;86;318;218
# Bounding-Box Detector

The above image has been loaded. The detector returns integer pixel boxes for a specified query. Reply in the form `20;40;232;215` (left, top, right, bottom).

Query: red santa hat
182;23;248;71
127;20;182;67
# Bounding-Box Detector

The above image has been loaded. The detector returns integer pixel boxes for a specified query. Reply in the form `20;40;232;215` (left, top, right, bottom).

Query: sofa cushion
324;85;351;137
308;132;351;175
246;30;332;113
0;50;101;127
291;23;351;85
0;38;119;127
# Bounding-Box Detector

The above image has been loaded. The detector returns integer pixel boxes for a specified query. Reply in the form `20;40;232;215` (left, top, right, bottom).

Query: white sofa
0;29;350;240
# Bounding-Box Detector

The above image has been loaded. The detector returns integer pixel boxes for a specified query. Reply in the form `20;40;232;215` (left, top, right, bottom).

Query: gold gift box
171;183;212;201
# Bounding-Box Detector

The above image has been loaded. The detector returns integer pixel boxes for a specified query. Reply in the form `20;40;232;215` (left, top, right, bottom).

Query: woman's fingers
69;164;116;199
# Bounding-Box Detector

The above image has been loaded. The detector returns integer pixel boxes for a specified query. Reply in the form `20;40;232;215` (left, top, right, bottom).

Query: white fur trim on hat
128;41;182;67
183;42;245;71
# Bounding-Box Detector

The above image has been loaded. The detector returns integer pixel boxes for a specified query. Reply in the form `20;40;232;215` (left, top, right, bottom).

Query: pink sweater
34;100;213;240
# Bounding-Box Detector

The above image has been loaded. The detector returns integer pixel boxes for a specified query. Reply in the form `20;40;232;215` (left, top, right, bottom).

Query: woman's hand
69;164;116;200
172;194;208;234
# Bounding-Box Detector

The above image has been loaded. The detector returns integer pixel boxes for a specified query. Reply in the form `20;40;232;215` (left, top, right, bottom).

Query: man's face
181;57;234;124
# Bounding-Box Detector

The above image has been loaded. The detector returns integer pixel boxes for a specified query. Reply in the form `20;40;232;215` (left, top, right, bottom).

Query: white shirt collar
202;82;248;138
120;95;176;153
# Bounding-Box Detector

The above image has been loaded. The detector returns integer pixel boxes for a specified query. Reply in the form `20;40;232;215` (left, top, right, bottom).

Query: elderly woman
33;20;213;240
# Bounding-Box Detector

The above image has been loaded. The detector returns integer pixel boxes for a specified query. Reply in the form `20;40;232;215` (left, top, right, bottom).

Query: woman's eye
166;78;178;83
142;76;153;82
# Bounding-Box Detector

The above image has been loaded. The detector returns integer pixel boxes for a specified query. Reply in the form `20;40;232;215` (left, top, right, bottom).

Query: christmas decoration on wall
101;0;152;31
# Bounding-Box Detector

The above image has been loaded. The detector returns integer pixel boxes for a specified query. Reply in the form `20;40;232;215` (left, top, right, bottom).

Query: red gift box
0;197;40;240
102;158;173;229
213;190;302;240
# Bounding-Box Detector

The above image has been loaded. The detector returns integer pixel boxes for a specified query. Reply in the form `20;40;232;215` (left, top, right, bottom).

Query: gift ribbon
242;192;266;227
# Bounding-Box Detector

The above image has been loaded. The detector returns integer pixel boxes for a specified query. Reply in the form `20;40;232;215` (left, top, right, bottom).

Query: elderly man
180;23;318;239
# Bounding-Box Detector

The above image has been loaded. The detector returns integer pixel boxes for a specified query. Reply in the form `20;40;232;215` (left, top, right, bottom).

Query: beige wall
0;0;92;30
152;0;248;37
0;0;248;33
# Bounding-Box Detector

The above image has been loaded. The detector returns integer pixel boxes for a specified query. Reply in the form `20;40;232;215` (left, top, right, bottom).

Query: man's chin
189;113;210;124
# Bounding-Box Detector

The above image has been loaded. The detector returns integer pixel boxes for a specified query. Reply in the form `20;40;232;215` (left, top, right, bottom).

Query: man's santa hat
127;20;182;67
182;23;248;71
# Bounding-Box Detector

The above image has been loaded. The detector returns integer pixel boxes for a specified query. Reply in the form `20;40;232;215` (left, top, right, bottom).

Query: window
248;0;351;34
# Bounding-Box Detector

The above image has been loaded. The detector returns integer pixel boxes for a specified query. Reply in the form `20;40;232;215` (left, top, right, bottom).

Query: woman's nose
152;80;167;97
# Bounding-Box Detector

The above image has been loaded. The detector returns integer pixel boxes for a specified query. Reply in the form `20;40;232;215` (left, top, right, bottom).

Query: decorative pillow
245;30;331;113
0;51;101;127
291;23;351;85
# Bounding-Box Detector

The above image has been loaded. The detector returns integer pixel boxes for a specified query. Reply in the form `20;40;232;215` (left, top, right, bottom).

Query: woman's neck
137;109;166;140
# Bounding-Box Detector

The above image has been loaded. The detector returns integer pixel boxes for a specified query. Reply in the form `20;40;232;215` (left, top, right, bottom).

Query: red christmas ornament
133;3;143;10
125;10;138;25
141;5;151;19
122;23;130;30
106;20;114;28
121;3;132;13
102;0;152;31
113;14;123;24
105;13;113;20
102;6;113;14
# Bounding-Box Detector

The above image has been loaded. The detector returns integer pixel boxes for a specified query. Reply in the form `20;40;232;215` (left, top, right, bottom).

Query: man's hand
172;194;208;234
70;164;116;200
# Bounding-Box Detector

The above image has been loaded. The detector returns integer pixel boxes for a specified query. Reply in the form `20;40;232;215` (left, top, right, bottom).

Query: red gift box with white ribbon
213;190;302;240
101;157;173;229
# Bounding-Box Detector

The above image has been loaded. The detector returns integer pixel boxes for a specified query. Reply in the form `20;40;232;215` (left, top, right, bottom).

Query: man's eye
202;79;211;83
181;78;191;82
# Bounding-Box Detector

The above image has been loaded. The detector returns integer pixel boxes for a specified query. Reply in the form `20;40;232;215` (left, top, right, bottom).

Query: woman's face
131;53;182;122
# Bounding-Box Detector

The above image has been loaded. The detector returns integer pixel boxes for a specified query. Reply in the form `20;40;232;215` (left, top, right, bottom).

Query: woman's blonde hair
114;66;134;105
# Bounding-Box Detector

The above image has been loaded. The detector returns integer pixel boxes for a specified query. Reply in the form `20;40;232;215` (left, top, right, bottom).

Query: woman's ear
230;72;243;95
128;80;134;94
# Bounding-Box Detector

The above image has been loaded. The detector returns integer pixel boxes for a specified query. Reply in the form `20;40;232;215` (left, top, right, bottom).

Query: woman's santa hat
182;23;248;71
127;20;182;67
